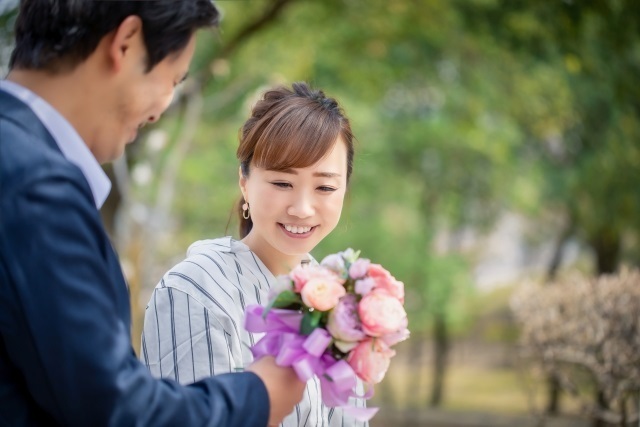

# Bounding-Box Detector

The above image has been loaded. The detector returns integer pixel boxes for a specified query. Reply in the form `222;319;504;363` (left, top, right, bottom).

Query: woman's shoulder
185;236;256;257
153;237;247;316
186;236;234;256
162;236;267;290
150;238;225;290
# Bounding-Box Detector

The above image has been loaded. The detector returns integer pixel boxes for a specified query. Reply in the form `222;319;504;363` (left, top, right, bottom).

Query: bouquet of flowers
244;249;409;421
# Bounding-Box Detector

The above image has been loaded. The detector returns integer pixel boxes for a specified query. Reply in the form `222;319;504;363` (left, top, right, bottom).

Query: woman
141;82;367;426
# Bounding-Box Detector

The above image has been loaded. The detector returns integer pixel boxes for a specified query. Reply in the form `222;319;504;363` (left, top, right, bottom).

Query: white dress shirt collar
0;80;111;208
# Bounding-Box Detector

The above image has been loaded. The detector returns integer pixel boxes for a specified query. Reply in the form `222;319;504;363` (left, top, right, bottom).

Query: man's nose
148;91;176;124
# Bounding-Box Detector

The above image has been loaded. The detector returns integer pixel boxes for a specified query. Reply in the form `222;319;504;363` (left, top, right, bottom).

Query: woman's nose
287;194;315;218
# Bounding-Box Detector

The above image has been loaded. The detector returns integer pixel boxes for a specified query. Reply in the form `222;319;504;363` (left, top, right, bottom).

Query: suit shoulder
0;116;87;202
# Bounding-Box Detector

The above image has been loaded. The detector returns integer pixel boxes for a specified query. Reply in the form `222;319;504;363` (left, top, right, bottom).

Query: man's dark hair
9;0;219;72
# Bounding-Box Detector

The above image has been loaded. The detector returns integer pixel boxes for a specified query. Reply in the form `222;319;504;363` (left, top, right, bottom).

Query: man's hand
247;356;305;426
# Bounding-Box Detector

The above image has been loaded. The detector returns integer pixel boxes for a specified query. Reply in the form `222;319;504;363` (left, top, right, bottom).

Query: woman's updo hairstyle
236;82;354;238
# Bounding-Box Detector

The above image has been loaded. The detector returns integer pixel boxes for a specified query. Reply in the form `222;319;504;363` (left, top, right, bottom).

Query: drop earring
242;202;250;219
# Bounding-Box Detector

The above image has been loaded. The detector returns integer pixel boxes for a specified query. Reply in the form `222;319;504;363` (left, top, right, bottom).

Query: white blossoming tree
511;269;640;426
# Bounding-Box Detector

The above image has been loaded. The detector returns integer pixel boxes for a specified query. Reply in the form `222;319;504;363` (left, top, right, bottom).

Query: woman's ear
239;166;248;202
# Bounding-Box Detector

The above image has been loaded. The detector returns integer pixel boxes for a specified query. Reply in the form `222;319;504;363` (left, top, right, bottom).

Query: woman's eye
318;186;337;192
271;182;292;189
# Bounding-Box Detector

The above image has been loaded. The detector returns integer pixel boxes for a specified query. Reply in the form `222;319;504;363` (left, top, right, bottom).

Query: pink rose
381;316;410;346
368;264;405;303
379;278;405;303
327;294;366;347
348;338;396;384
349;258;371;279
381;328;410;347
367;263;392;281
358;290;407;337
290;264;311;292
300;276;346;311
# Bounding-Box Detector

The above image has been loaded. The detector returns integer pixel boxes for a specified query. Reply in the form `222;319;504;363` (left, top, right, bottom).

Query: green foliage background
1;0;639;418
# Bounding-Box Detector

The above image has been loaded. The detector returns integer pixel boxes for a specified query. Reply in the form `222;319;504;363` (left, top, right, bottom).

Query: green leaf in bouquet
300;309;323;336
263;290;301;319
344;278;356;294
272;290;301;308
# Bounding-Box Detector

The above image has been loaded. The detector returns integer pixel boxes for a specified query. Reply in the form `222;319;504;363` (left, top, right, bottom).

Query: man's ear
108;15;144;72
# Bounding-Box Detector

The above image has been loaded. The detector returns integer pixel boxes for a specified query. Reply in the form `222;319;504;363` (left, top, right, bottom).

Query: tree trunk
618;396;626;427
592;389;611;427
406;335;425;408
589;227;620;426
546;375;562;415
545;216;575;415
590;227;621;275
546;216;574;283
429;311;449;407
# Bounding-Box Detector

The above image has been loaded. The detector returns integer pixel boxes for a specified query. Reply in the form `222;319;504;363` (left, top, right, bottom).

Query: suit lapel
0;88;133;329
0;89;62;155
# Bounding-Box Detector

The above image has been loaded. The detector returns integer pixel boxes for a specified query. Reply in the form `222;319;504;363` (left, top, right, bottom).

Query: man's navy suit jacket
0;90;269;426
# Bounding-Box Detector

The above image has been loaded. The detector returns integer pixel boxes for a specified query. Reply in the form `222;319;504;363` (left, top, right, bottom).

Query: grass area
444;366;538;413
373;356;584;417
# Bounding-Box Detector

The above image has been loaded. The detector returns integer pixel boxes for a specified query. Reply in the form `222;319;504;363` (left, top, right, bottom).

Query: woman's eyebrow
313;172;341;178
268;169;341;178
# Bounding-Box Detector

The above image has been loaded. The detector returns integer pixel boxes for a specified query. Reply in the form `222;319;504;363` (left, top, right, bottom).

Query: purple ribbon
245;304;379;421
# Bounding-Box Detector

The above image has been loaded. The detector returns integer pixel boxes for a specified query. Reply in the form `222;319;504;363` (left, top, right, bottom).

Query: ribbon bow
245;304;378;421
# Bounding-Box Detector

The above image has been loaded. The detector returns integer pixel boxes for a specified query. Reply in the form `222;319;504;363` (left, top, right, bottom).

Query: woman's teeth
284;225;312;234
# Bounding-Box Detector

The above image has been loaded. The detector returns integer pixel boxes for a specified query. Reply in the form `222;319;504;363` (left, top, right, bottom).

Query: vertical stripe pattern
141;237;368;426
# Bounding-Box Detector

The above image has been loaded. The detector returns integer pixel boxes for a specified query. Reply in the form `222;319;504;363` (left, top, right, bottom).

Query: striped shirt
141;237;368;427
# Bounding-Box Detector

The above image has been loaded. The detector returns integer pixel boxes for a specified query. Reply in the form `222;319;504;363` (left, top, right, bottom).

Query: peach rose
347;338;396;384
358;290;407;337
291;264;343;293
300;276;346;312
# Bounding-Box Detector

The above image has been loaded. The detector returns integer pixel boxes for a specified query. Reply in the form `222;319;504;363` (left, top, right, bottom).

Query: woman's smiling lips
278;223;317;238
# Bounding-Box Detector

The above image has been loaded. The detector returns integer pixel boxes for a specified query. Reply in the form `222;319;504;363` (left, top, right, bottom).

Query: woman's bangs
253;108;339;172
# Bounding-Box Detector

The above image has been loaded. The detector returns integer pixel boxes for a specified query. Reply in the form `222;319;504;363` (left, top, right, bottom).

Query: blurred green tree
457;0;640;420
2;0;638;418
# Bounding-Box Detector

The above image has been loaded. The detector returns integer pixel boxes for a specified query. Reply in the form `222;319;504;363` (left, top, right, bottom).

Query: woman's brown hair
237;82;354;238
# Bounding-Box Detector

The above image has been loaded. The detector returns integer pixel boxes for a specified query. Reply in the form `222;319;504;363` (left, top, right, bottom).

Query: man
0;1;304;426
